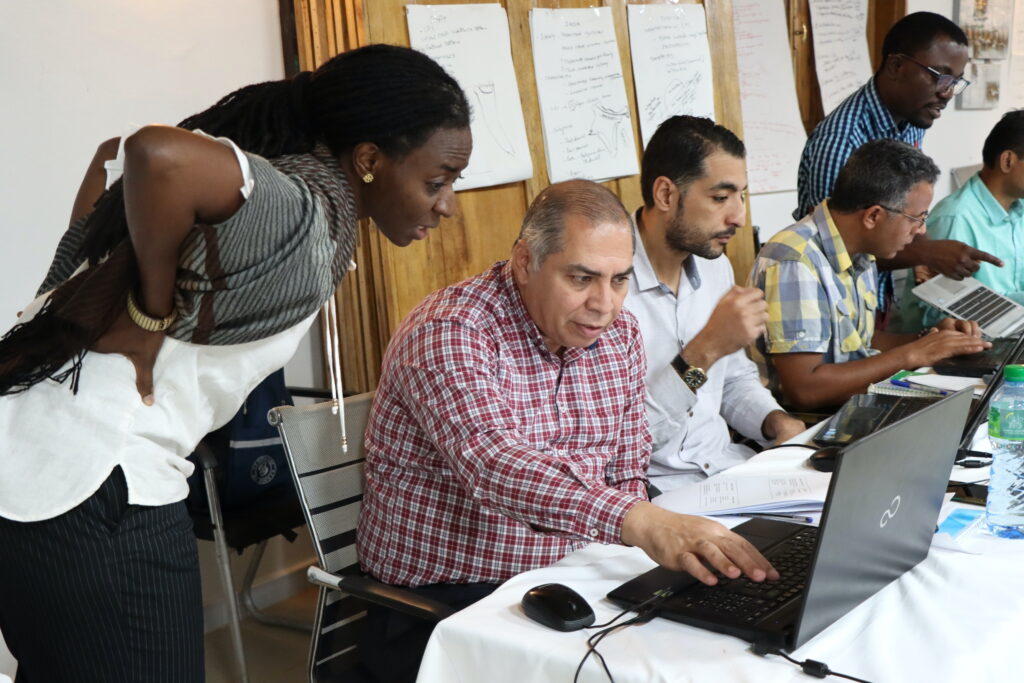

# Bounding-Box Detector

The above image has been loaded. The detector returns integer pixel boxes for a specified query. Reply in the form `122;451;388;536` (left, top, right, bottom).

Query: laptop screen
792;389;972;648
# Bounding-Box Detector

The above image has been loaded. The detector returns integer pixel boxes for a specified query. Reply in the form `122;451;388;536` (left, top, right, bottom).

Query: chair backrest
271;393;375;680
951;163;982;189
269;392;373;575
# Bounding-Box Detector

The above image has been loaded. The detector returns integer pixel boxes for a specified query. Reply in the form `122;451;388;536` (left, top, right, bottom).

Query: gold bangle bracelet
126;290;177;332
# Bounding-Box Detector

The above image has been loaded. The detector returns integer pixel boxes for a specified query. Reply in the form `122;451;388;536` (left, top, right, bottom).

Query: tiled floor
205;587;317;683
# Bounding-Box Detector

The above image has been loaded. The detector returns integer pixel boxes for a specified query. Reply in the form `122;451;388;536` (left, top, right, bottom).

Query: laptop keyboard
666;527;819;624
947;288;1017;328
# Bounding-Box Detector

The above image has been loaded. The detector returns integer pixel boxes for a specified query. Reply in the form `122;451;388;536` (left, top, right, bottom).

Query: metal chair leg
240;539;313;632
201;458;250;683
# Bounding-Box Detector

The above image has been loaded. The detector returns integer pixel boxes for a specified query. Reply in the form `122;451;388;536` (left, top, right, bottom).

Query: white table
417;532;1023;683
417;428;1023;683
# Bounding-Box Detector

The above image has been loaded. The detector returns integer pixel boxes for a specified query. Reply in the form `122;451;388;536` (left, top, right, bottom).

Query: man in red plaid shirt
356;180;777;682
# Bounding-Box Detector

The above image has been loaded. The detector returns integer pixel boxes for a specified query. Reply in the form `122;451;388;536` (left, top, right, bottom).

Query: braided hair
81;43;470;265
0;44;470;395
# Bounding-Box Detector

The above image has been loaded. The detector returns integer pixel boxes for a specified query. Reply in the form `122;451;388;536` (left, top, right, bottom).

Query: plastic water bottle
986;364;1024;538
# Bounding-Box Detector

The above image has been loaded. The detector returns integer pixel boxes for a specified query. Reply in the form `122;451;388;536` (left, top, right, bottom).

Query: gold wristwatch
671;354;707;392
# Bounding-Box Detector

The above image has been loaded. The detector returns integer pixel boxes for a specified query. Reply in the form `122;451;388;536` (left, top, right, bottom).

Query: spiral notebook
866;371;940;398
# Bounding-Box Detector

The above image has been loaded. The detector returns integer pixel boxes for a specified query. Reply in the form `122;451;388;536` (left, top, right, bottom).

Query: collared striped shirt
626;218;782;490
357;261;650;586
794;78;926;221
750;202;878;390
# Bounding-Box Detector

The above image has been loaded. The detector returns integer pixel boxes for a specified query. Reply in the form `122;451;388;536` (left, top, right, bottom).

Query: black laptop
933;337;1018;377
607;389;972;652
813;329;1024;449
812;393;939;447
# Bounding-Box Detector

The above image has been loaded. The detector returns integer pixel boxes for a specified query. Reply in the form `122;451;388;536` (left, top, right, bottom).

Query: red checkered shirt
357;261;651;586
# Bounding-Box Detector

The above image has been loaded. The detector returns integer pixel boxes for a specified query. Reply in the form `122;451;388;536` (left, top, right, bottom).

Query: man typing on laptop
750;140;989;411
356;180;777;683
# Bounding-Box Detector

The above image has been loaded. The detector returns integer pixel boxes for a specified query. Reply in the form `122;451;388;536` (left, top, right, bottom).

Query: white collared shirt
625;219;782;491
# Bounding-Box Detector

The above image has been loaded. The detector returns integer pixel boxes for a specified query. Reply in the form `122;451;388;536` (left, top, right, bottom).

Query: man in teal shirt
899;111;1024;330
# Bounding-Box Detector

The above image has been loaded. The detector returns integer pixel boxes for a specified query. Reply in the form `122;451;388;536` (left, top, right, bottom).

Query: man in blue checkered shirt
795;11;1001;315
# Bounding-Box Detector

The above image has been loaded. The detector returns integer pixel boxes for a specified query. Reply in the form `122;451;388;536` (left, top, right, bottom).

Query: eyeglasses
896;54;971;95
879;205;928;228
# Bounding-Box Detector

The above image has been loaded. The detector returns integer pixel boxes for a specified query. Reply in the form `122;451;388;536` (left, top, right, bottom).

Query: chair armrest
307;566;456;622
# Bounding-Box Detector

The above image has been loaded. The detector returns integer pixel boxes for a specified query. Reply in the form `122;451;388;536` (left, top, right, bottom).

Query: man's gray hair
829;139;939;213
516;180;632;271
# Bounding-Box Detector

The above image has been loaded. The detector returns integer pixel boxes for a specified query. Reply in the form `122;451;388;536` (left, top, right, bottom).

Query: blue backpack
187;368;294;511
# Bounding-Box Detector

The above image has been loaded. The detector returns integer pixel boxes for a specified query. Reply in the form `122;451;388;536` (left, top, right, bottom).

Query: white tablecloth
417;425;1022;683
417;535;1023;683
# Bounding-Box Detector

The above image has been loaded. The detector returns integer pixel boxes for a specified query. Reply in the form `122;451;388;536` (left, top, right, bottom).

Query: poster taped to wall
732;0;807;194
808;0;873;115
407;4;533;191
626;4;715;149
530;7;639;183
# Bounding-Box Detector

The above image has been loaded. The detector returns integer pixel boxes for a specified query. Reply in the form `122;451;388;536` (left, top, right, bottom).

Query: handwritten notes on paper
626;4;715;148
407;4;532;191
530;7;639;183
732;0;806;194
808;0;872;115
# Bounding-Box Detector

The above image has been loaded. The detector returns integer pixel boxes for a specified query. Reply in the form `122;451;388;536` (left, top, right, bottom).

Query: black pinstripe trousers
0;467;204;682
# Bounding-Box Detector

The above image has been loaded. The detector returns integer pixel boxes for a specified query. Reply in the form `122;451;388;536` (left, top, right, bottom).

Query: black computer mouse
521;582;595;631
808;445;843;472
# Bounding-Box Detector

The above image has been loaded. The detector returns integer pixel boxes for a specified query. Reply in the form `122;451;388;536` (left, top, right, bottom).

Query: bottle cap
1004;364;1024;382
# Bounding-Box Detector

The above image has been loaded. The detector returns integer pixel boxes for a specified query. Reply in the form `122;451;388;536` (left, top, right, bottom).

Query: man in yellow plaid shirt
750;139;988;410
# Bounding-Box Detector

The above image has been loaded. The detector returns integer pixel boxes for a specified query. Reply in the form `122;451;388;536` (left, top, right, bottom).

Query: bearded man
626;116;805;493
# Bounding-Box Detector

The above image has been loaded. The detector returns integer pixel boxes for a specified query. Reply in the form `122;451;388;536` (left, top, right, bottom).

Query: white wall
0;2;322;676
1;1;280;322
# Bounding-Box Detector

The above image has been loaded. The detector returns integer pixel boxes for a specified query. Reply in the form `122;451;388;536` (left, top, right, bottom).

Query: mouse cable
574;591;671;683
573;615;640;683
755;645;872;683
589;587;672;630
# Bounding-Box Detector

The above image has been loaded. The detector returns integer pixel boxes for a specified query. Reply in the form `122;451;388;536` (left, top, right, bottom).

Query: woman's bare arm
68;137;121;227
91;125;247;403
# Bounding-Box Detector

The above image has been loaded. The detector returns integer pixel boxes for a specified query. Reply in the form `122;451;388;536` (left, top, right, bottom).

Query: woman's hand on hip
90;308;166;405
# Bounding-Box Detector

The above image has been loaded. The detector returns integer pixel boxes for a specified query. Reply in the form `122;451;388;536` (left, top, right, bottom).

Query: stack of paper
869;370;987;398
654;447;831;516
906;374;986;397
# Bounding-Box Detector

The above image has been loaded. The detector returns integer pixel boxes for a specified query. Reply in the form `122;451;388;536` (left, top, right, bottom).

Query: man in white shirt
627;116;806;493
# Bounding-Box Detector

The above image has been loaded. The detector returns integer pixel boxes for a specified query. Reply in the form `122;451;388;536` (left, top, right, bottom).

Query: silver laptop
912;275;1024;338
